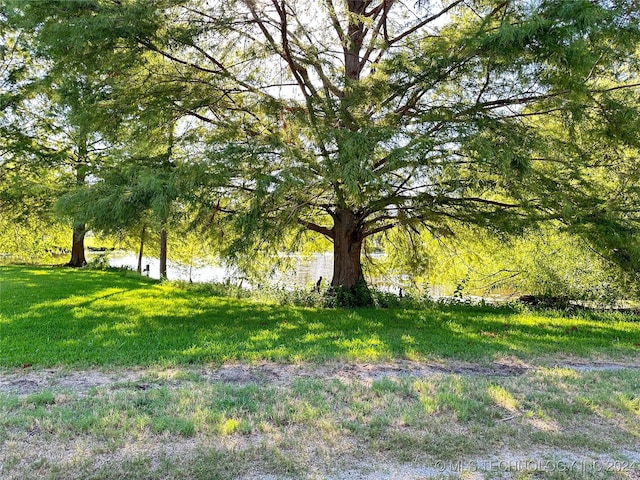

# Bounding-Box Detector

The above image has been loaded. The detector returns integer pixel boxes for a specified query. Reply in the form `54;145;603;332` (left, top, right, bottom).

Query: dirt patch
202;358;640;386
0;368;141;395
1;360;639;395
559;361;640;373
204;359;532;387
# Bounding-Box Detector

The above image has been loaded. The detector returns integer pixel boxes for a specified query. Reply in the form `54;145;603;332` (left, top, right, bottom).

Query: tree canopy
3;0;640;301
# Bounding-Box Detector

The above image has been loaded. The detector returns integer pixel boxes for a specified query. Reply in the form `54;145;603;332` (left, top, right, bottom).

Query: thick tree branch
298;219;334;239
364;221;398;237
137;39;222;76
323;0;346;45
272;0;318;98
443;196;521;209
595;82;640;93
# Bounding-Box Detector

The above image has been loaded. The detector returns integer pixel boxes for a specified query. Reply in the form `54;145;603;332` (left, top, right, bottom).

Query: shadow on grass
1;265;639;367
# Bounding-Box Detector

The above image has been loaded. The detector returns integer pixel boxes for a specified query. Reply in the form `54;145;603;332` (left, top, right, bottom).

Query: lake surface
89;250;513;301
90;251;334;288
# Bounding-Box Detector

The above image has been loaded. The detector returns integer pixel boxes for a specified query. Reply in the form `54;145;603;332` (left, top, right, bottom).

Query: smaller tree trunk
159;227;168;279
68;224;87;267
68;153;88;268
137;226;146;274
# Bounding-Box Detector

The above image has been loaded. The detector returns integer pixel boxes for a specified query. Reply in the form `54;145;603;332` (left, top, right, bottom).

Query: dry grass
0;363;638;479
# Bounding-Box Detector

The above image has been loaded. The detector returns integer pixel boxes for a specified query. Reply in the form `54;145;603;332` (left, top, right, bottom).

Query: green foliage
0;217;68;264
326;281;375;309
511;231;639;304
85;253;139;274
166;280;251;300
264;286;326;308
85;252;111;270
373;224;639;305
3;0;640;292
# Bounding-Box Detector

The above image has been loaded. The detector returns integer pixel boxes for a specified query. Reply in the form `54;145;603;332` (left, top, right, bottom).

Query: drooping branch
137;38;222;76
289;11;344;98
323;0;347;45
272;0;318;98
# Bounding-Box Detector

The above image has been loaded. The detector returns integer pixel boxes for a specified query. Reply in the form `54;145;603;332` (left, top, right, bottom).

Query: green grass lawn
1;265;639;367
1;265;639;479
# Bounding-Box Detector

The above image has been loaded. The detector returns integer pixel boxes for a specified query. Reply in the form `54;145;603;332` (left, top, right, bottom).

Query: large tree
8;0;640;299
1;10;115;267
20;77;111;267
1;10;72;262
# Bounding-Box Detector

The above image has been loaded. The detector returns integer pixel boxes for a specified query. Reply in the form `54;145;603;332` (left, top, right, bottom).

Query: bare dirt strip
2;359;640;395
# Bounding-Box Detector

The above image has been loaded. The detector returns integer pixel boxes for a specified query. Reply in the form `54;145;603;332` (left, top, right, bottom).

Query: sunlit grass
1;265;639;368
488;384;519;412
1;265;639;479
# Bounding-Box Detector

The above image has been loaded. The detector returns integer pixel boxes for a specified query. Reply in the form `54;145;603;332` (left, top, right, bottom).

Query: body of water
89;250;508;301
89;251;231;283
89;250;334;288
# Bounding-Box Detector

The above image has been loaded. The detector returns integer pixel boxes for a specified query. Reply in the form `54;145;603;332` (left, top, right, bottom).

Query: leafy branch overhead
3;0;640;293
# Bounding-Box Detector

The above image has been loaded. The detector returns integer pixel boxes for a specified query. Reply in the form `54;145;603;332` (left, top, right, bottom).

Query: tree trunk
344;0;366;81
137;225;146;274
331;209;372;305
159;227;167;279
68;224;87;267
332;210;364;288
68;138;89;268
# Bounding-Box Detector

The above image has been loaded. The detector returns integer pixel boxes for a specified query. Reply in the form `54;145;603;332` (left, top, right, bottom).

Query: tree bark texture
159;227;167;279
68;138;89;268
68;224;87;267
344;0;367;81
331;209;365;289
